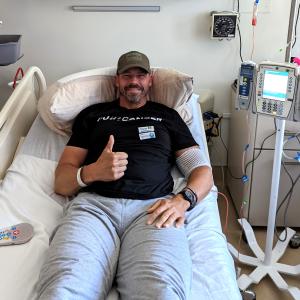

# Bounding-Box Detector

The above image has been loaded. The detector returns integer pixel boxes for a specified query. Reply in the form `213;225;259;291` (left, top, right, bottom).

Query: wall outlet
204;119;214;131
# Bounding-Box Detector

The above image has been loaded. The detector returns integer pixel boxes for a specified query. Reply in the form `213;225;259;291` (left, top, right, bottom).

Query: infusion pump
236;61;300;121
255;62;298;119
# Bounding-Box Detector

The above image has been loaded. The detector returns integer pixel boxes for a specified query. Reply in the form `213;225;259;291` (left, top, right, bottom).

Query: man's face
116;67;152;103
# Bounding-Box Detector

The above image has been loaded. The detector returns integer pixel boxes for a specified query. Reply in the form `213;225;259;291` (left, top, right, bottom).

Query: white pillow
38;67;193;136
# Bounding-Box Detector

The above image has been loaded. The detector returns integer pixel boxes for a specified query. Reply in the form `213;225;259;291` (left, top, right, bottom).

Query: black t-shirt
67;100;197;199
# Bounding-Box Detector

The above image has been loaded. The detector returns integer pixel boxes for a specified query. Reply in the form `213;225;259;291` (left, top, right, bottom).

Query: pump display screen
262;70;289;101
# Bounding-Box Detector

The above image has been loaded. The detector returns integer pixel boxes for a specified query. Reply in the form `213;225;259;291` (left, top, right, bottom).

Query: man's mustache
125;84;143;91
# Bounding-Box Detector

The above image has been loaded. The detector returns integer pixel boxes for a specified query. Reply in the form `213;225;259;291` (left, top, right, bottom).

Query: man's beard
120;84;147;103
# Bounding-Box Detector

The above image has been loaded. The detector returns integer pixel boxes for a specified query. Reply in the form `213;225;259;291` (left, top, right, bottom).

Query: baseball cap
117;51;150;74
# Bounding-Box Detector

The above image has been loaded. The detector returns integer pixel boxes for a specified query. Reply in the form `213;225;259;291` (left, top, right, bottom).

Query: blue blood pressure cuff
176;147;210;178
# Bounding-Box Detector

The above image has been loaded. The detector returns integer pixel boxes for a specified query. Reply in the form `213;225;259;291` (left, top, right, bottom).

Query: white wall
0;0;291;165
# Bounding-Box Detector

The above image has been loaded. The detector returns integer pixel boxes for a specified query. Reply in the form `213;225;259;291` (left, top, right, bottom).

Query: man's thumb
106;135;114;152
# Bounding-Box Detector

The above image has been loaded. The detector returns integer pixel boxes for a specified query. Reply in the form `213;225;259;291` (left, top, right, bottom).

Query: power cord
236;0;244;63
292;3;300;48
274;131;300;242
244;130;276;174
275;162;300;242
226;128;276;180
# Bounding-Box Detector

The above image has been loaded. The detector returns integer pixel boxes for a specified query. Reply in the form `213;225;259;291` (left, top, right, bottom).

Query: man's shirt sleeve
166;109;198;151
67;108;91;149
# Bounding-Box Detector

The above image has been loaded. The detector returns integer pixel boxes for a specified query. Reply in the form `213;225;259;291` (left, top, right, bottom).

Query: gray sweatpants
36;193;192;300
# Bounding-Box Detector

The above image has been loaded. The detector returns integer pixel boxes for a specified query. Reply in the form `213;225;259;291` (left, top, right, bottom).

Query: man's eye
121;74;146;80
133;74;146;80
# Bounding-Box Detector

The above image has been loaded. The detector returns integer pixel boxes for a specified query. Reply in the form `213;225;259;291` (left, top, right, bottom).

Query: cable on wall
236;0;244;62
292;3;300;48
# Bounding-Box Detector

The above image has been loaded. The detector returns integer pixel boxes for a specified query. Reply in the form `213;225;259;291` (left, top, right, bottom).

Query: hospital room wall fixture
71;6;160;12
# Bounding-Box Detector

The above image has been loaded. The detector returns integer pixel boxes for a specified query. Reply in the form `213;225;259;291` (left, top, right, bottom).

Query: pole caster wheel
241;289;256;300
289;233;300;249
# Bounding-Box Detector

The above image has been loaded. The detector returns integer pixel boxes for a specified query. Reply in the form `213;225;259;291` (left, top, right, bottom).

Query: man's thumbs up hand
105;135;114;152
89;135;128;182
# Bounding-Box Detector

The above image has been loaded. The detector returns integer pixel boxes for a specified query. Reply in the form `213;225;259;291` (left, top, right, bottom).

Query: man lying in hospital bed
37;50;214;299
0;51;242;300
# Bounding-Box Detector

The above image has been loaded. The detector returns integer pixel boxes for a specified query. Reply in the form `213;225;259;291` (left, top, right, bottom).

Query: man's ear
149;74;153;87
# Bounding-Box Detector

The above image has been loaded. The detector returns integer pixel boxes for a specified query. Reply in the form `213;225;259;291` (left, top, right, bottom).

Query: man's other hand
146;195;190;228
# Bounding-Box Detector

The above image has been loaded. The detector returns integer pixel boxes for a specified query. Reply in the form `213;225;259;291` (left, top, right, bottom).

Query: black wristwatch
178;187;198;211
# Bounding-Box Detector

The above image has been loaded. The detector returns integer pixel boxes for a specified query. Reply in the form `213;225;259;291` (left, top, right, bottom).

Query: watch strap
179;187;198;211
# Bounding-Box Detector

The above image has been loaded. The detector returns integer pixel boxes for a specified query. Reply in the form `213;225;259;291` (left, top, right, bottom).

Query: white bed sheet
0;95;241;300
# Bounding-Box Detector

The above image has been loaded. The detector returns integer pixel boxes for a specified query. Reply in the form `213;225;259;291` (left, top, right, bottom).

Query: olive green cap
117;51;150;74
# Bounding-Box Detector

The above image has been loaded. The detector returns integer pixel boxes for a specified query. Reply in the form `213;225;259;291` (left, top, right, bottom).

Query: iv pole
228;1;300;299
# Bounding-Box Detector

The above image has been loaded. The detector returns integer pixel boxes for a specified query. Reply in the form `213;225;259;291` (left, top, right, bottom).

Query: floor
213;166;300;300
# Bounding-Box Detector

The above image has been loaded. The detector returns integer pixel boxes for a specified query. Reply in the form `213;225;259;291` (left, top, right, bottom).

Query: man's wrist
178;187;198;211
176;194;191;211
79;165;93;185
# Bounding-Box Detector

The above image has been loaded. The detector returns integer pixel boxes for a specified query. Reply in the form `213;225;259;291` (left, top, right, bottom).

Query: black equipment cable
275;170;300;242
237;0;243;62
292;3;300;48
244;130;276;174
274;132;300;241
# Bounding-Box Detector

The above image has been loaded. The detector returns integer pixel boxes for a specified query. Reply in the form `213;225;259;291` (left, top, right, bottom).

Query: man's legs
116;199;192;300
36;194;120;300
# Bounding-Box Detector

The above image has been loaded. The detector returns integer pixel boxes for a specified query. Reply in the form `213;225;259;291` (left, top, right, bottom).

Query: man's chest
87;111;172;153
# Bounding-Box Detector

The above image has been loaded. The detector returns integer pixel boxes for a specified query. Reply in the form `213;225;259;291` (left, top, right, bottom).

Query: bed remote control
0;223;34;246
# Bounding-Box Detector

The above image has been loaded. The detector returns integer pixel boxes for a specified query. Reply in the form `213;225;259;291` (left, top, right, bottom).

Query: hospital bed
0;66;242;300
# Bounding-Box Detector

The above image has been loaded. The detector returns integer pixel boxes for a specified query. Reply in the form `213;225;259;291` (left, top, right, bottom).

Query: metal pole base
228;218;300;300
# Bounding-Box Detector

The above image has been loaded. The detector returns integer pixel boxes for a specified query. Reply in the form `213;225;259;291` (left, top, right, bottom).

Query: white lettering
96;115;163;122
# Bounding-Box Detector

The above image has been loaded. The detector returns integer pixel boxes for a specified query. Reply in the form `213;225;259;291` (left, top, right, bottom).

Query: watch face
181;188;197;211
184;189;194;201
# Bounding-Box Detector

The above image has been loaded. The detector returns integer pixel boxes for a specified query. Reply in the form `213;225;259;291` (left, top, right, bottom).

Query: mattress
0;95;242;300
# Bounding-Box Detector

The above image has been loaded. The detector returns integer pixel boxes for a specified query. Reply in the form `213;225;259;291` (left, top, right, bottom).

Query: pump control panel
255;62;299;119
236;61;256;110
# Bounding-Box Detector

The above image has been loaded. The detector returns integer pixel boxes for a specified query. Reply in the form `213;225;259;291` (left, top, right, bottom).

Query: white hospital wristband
76;167;88;187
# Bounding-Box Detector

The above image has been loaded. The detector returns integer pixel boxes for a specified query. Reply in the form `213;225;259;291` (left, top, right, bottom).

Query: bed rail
0;66;46;179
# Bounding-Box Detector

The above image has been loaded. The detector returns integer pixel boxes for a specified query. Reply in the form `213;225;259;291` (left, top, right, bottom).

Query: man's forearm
55;164;82;196
185;166;213;203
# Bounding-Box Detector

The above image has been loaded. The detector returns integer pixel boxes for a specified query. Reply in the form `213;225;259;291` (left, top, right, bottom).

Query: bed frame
0;66;46;179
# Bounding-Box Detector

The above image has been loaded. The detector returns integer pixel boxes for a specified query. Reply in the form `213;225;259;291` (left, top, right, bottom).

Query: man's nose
129;75;140;83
